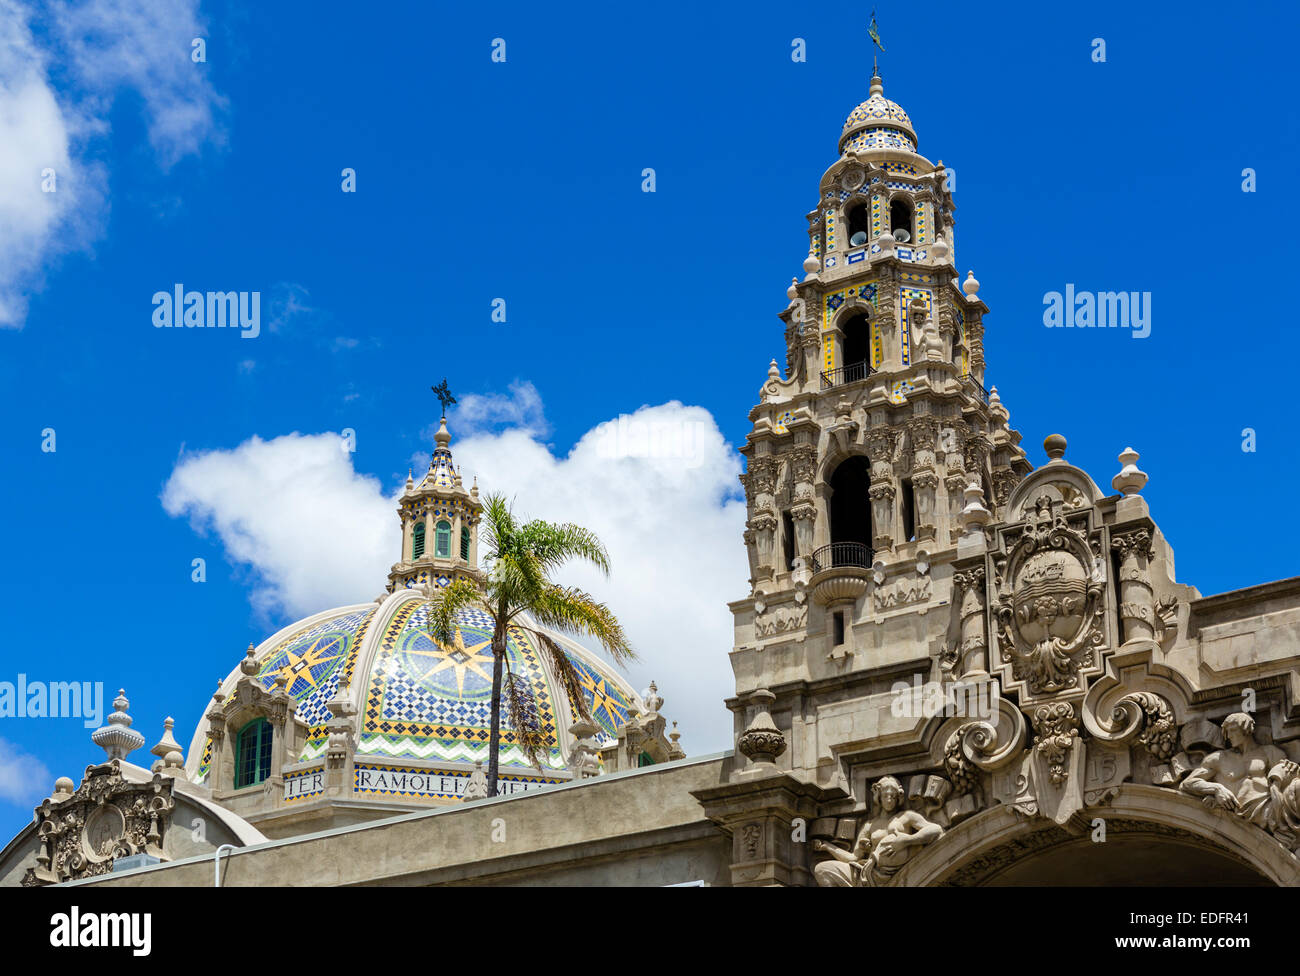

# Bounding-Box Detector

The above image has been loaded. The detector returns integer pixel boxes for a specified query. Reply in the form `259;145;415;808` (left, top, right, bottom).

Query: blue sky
0;0;1296;839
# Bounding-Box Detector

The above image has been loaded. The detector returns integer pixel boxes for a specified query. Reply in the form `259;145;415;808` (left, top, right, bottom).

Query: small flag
868;10;885;52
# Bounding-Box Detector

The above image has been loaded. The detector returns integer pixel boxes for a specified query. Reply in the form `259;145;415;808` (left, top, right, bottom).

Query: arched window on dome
460;525;471;560
889;197;914;244
846;202;871;247
234;717;272;789
435;520;452;558
412;521;426;559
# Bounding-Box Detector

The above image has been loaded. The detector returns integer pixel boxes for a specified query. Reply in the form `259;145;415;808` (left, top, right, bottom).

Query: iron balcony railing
820;360;874;390
810;542;872;573
964;375;991;404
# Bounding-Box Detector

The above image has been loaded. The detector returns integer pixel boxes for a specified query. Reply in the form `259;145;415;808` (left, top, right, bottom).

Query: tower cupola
387;414;482;592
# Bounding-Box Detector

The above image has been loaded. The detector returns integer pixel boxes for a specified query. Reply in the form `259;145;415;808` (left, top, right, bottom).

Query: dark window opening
901;478;916;542
235;718;272;789
829;456;872;559
890;199;913;243
460;526;471;560
841;313;871;375
847;204;871;246
412;522;426;559
783;510;796;572
833;611;845;646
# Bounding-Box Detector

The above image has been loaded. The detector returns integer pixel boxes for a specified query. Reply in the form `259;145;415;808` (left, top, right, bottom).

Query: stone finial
463;761;489;800
642;681;664;714
91;689;145;761
239;642;258;675
53;776;74;797
434;415;452;450
803;253;820;275
150;717;183;763
1112;447;1148;496
963;269;980;299
405;469;414;493
1044;433;1068;462
737;689;787;766
669;721;684;759
787;276;799;300
960;482;992;536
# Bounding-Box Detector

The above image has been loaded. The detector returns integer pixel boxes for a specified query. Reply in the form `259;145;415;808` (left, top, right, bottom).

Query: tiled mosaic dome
839;73;918;155
187;587;639;783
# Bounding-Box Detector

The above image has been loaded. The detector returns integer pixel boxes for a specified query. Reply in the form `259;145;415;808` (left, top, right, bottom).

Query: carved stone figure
1180;713;1300;849
812;776;943;886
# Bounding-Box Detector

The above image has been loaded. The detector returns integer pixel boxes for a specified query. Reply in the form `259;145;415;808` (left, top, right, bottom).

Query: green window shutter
435;521;451;558
412;522;426;558
235;718;273;788
460;526;470;560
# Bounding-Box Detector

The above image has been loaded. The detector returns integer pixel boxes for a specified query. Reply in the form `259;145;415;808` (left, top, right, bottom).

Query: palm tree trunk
487;632;505;797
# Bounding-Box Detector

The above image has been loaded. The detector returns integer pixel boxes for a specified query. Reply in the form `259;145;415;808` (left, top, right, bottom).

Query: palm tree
427;493;636;797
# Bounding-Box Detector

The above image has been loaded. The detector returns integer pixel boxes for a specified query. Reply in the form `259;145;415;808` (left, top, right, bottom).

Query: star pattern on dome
263;633;346;694
403;626;494;698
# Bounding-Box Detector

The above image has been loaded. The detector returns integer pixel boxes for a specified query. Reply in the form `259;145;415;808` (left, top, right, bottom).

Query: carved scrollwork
1084;691;1178;761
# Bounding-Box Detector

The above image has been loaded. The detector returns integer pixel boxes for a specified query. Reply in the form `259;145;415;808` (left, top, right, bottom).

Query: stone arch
895;784;1297;886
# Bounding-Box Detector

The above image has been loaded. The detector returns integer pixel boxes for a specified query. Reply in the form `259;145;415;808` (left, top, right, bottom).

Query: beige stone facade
2;71;1298;887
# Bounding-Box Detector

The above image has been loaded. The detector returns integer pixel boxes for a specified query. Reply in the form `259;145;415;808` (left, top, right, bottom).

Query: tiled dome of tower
839;71;918;155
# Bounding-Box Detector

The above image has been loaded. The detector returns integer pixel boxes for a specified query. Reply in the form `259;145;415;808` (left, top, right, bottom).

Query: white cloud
162;393;748;755
0;0;224;328
52;0;227;169
0;737;50;806
162;432;397;618
447;379;549;437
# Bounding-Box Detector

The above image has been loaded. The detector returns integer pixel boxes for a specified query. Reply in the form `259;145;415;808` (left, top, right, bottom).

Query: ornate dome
839;72;917;155
187;587;640;797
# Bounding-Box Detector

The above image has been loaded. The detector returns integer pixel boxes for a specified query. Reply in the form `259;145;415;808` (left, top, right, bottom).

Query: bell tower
730;68;1032;757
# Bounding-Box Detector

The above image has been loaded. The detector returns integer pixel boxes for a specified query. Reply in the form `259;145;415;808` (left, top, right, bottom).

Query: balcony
964;375;991;404
809;542;873;607
810;542;872;572
821;360;874;390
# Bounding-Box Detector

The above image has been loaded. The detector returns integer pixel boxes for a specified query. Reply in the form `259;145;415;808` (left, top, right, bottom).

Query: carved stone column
865;429;896;551
788;445;818;562
952;566;988;675
749;455;780;581
1111;528;1155;643
945;472;967;543
908;419;940;542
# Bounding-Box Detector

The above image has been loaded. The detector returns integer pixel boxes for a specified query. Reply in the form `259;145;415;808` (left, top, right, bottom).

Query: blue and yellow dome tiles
192;590;637;788
359;600;628;769
195;605;376;782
